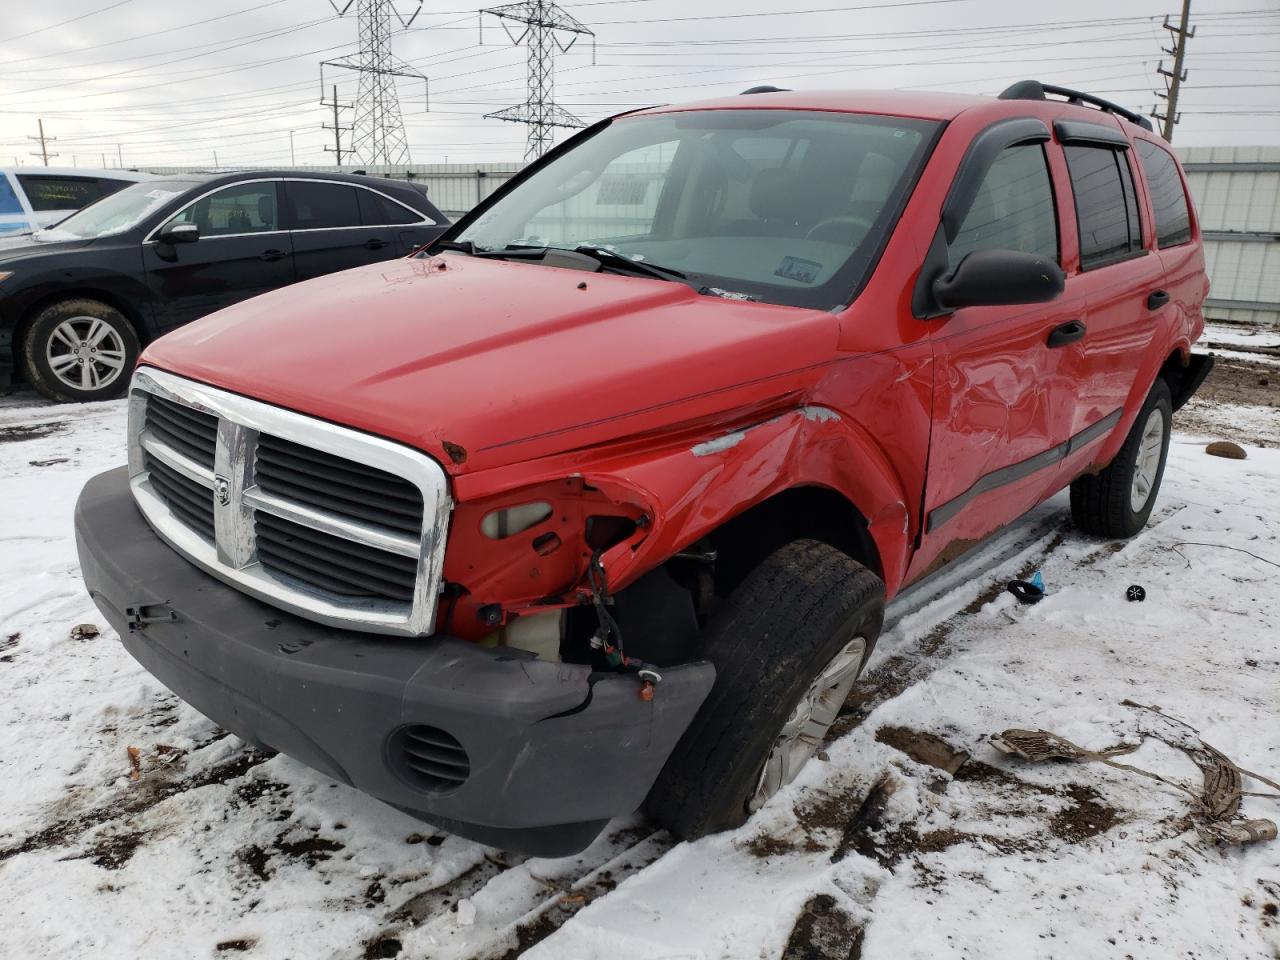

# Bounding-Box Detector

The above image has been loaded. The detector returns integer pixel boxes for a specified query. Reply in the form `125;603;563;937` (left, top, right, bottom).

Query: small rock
455;898;476;926
70;623;100;641
1205;441;1247;460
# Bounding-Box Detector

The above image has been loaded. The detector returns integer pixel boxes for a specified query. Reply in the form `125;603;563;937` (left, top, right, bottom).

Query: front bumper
75;467;715;856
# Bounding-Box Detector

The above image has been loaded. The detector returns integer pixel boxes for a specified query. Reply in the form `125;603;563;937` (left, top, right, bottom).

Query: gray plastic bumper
74;467;715;856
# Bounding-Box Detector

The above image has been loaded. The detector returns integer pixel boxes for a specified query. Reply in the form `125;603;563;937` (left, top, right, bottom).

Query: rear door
913;138;1084;566
1049;125;1167;482
143;179;295;331
284;180;390;281
355;185;443;252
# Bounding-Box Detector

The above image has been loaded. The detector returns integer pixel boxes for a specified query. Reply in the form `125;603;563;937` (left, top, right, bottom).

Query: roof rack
998;80;1154;133
740;85;790;95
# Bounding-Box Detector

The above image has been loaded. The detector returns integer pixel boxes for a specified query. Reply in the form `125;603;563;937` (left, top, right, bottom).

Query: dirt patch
1178;356;1280;445
781;893;864;960
0;421;67;444
82;831;144;870
875;726;970;775
274;834;343;867
831;772;899;865
215;938;258;952
238;844;272;883
495;911;560;960
362;934;403;958
1048;783;1121;843
234;778;289;807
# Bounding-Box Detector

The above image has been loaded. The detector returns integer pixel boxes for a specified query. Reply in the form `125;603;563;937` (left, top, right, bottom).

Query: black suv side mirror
933;249;1065;311
157;222;199;244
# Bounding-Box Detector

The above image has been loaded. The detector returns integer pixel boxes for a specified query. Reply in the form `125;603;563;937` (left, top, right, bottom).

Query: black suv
0;171;447;402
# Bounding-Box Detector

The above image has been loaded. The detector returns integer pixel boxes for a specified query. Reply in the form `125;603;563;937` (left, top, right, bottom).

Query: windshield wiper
429;239;548;260
572;244;694;287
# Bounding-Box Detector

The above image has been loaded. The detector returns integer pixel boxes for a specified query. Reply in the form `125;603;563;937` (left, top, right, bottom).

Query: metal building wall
1177;146;1280;327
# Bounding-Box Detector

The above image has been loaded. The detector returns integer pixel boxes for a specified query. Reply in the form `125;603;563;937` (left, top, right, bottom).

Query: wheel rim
748;635;867;812
45;316;127;393
1130;408;1165;512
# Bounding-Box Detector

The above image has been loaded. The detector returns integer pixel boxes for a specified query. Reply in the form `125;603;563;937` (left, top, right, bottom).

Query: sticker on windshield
774;256;823;284
144;190;181;200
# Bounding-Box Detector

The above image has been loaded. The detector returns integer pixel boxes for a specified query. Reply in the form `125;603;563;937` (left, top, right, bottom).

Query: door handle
365;238;389;250
1147;289;1170;310
259;249;286;262
1047;319;1086;348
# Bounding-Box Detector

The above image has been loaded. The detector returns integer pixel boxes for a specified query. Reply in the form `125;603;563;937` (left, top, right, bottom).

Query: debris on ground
126;745;142;781
1126;584;1146;602
992;700;1280;847
1206;440;1248;459
1006;570;1046;604
69;623;99;641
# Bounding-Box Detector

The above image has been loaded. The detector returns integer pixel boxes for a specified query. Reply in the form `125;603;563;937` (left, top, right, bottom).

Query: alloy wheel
45;316;127;393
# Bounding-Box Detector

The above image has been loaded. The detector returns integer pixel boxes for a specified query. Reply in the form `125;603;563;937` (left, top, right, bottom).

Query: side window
287;181;362;230
0;175;31;235
948;144;1058;265
1063;145;1144;270
1135;140;1192;248
16;175;104;212
356;188;421;226
168;182;279;237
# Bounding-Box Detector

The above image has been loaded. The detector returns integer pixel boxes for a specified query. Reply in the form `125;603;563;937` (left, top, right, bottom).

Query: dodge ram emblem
214;475;231;506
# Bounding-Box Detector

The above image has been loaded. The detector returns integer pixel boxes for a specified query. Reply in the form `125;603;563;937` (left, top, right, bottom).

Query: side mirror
157;221;199;244
933;249;1065;311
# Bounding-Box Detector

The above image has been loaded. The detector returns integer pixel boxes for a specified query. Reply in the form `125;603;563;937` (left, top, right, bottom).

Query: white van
0;168;153;237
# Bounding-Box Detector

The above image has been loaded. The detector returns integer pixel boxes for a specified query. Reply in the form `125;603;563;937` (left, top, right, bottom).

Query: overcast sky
0;0;1276;170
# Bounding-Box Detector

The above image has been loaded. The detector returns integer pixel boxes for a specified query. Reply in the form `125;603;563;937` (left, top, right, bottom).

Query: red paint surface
141;90;1206;637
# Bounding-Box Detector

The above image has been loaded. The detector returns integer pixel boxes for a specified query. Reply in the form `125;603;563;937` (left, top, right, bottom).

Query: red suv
75;81;1212;856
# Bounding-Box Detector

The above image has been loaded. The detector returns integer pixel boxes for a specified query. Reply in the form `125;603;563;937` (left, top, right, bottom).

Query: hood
141;255;838;474
0;233;95;259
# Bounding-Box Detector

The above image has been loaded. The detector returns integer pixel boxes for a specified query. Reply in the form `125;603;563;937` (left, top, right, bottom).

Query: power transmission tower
322;84;354;167
321;0;428;165
1152;0;1195;142
481;1;594;161
28;119;58;166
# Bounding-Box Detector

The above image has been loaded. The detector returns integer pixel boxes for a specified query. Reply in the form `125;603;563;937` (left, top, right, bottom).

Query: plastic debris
126;745;142;781
1126;584;1146;602
1007;570;1046;604
992;700;1280;846
455;898;476;926
70;623;100;641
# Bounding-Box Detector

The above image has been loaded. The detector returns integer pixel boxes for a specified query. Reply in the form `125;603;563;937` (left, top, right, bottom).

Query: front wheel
21;298;140;403
1070;378;1173;538
646;539;884;840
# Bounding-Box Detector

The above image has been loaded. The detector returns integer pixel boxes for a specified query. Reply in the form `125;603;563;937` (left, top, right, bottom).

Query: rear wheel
21;298;139;403
646;539;884;840
1070;378;1173;538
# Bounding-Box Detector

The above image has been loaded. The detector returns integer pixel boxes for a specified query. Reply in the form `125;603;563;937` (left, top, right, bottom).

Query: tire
1070;378;1173;538
20;298;140;403
646;539;884;840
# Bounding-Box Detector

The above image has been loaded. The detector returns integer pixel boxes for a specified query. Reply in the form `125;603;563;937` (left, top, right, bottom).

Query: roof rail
740;85;790;95
998;80;1154;133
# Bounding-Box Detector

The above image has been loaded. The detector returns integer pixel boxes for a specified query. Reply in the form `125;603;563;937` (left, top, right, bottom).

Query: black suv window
1134;140;1192;248
167;181;280;237
288;181;362;230
948;144;1058;265
16;175;106;211
356;187;421;226
1064;145;1143;270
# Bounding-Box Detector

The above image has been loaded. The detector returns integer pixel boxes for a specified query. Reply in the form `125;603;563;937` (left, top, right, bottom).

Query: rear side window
949;143;1058;265
356;187;421;226
16;175;105;212
1135;140;1192;247
288;181;362;229
1064;145;1143;270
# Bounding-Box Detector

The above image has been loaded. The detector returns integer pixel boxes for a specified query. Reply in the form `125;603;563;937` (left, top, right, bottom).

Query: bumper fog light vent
393;725;470;793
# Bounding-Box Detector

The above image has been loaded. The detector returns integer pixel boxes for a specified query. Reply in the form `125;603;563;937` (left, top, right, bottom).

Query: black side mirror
157;221;199;244
933;249;1065;311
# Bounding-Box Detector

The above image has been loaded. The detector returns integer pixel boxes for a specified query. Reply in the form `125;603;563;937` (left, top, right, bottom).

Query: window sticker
145;190;181;201
774;255;823;284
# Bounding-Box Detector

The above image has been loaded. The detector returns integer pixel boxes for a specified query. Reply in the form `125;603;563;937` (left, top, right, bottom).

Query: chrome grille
126;367;451;636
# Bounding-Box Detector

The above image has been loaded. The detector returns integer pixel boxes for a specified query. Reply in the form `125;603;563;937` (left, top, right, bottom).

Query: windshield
454;109;938;309
44;180;193;240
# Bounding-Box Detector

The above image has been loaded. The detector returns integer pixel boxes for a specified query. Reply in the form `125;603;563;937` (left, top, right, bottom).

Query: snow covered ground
1;382;1278;960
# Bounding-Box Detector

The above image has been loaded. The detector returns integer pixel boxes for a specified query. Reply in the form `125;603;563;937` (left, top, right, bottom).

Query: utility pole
481;1;595;161
101;152;107;167
1153;0;1195;142
117;143;123;168
28;119;58;166
321;1;428;165
322;84;353;167
289;130;297;166
213;150;219;169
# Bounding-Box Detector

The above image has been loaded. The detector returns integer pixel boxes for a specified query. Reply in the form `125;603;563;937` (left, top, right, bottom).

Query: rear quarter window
1135;140;1193;247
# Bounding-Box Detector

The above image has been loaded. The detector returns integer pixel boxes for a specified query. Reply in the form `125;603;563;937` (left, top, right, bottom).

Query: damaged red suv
75;81;1212;855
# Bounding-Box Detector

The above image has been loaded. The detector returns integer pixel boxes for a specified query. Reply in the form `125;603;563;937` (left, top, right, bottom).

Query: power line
0;0;135;45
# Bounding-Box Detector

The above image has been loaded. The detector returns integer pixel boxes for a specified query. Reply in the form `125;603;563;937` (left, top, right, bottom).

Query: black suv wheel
21;298;139;403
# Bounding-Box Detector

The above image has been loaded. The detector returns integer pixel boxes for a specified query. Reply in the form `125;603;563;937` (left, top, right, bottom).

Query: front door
908;141;1083;578
144;180;294;331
